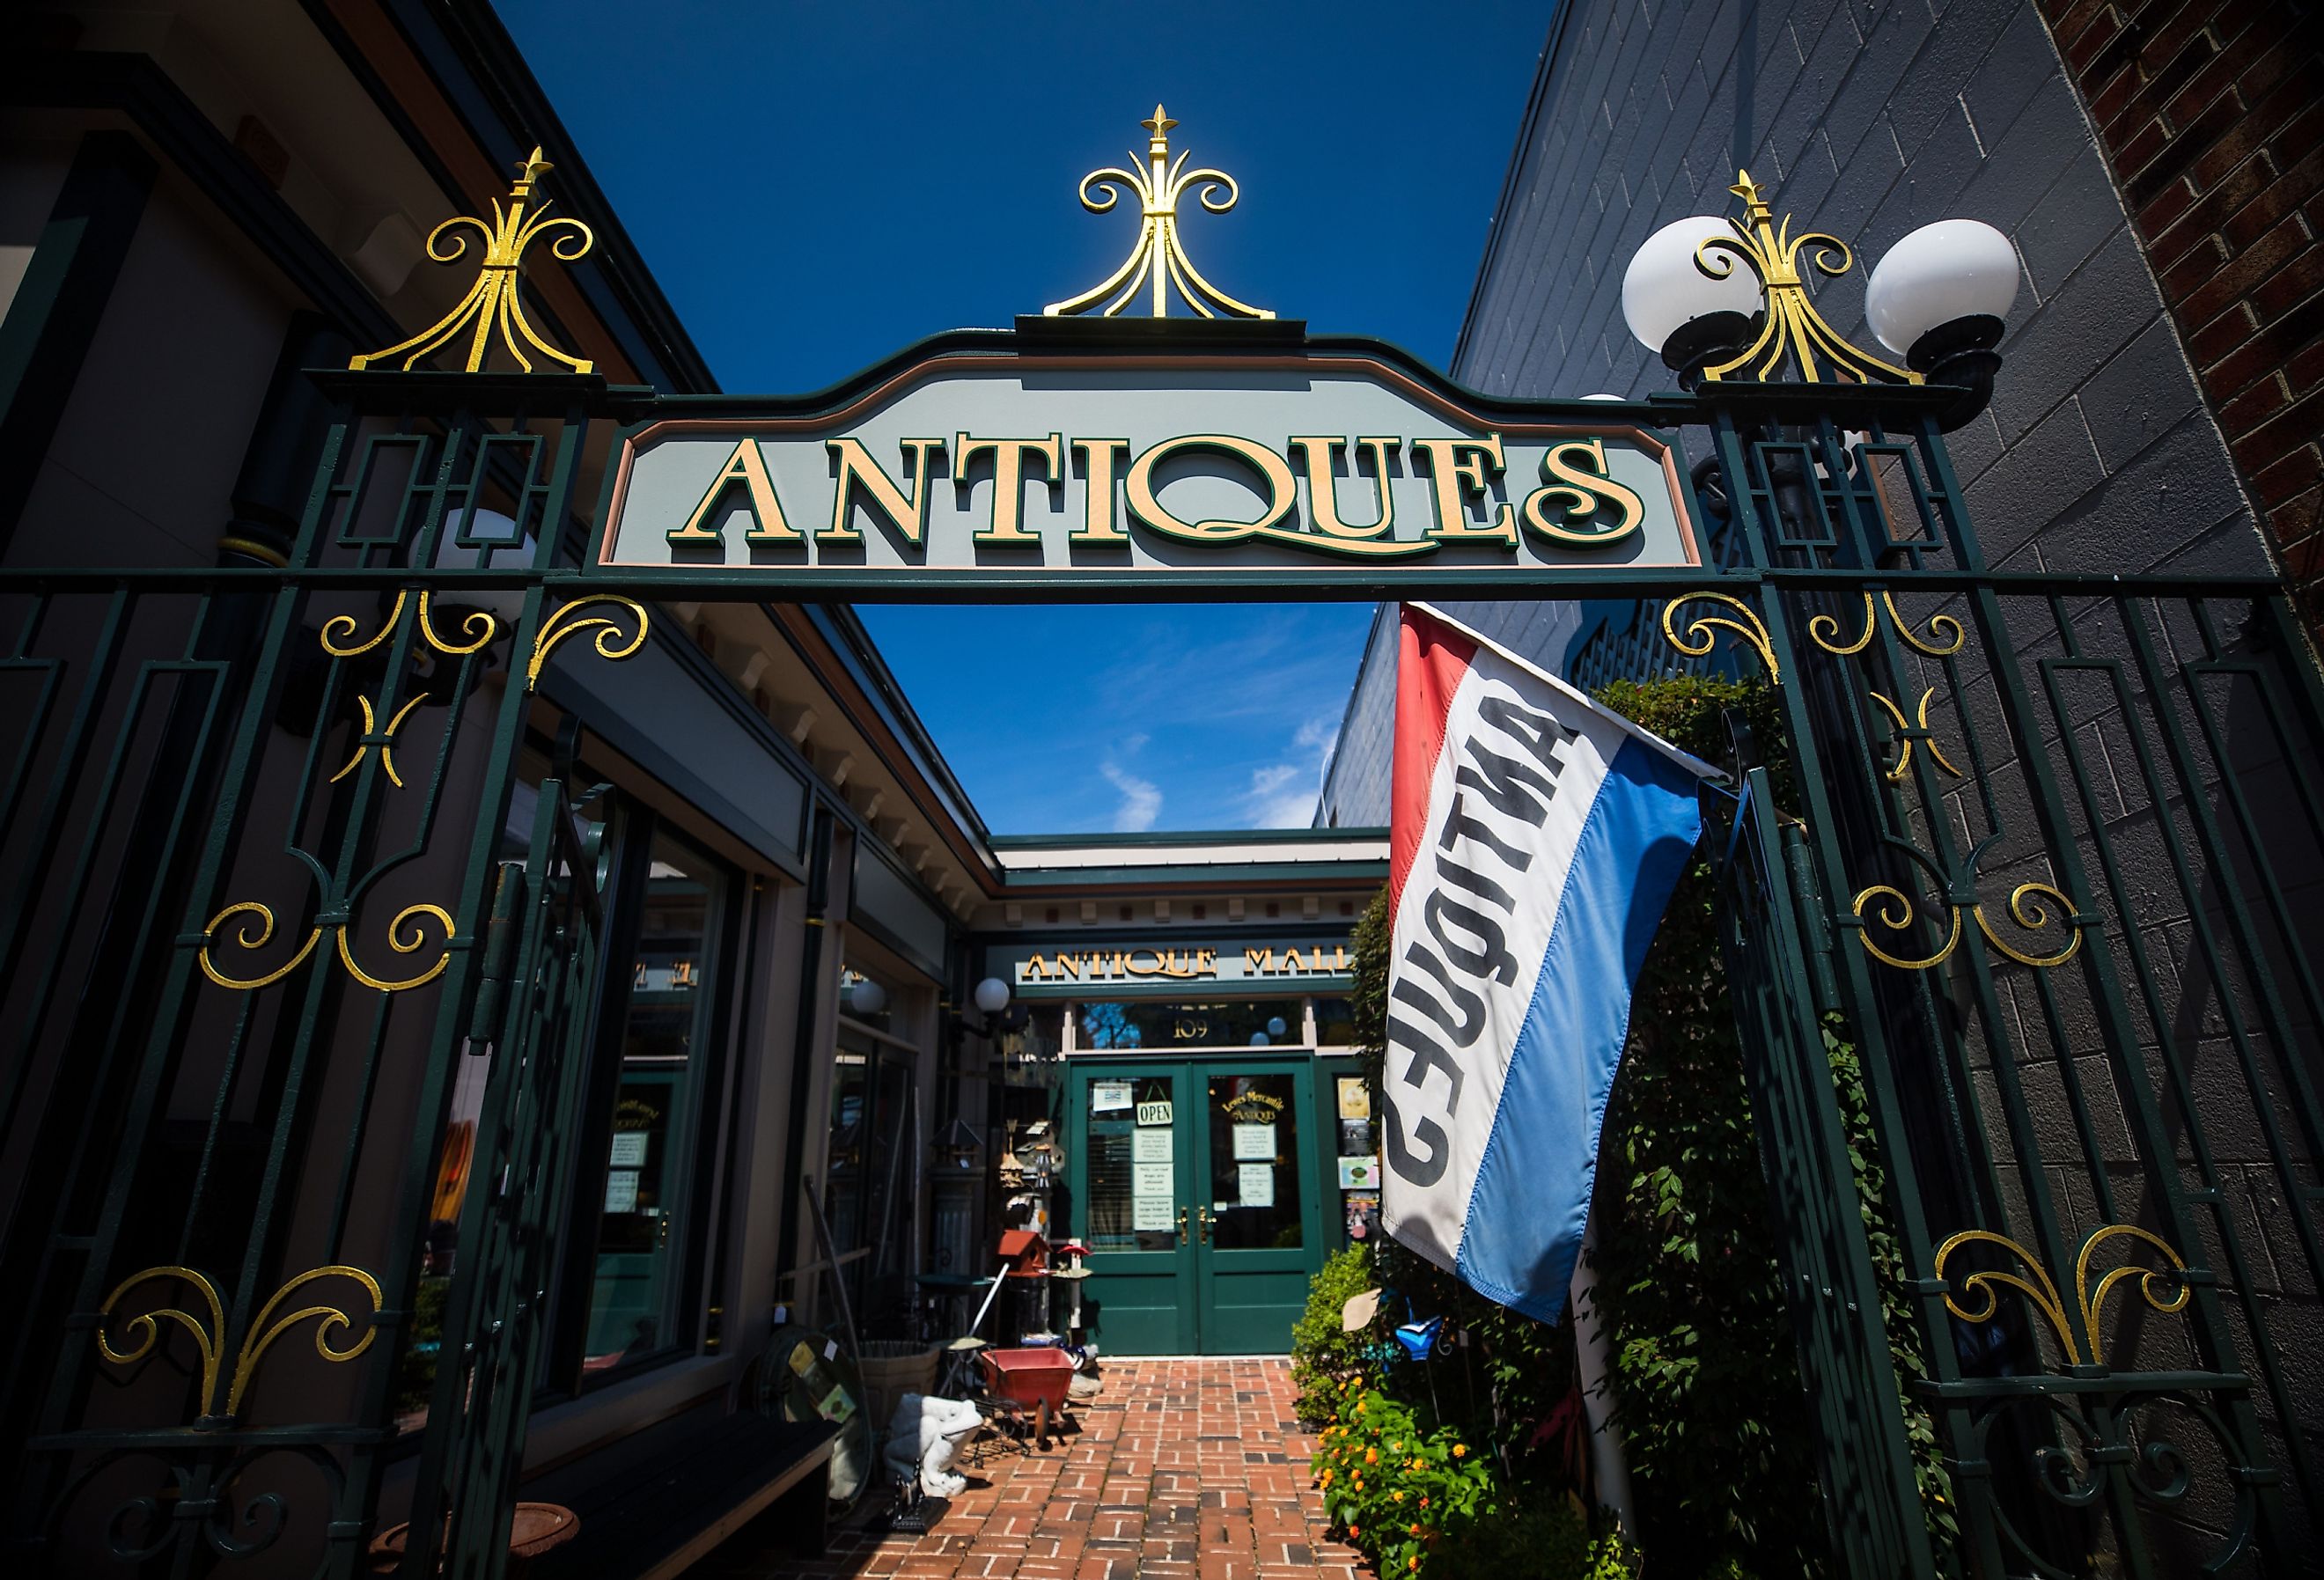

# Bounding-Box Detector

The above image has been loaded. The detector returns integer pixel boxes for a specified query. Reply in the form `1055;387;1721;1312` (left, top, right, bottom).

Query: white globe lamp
1621;216;1764;376
973;977;1011;1016
1865;218;2019;429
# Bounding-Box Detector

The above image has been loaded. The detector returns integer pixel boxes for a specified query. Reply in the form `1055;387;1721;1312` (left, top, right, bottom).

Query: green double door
1064;1057;1325;1355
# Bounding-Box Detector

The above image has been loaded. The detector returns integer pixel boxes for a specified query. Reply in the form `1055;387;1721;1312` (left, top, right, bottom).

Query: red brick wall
2041;1;2324;626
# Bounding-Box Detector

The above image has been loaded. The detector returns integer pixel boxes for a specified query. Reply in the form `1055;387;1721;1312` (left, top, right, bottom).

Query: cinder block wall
1319;0;2280;813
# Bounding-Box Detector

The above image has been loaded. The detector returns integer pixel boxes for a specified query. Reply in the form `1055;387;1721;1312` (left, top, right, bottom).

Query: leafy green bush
1306;673;1948;1579
1316;1388;1636;1578
1291;1243;1379;1425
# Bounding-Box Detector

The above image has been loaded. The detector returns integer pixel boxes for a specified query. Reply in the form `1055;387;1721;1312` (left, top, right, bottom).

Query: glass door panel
1070;1066;1196;1354
1195;1064;1320;1354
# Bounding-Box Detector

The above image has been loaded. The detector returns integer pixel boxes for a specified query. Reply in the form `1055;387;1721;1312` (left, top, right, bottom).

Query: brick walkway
705;1357;1363;1580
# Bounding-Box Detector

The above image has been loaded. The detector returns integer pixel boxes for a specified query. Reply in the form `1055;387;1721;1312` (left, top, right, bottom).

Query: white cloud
1241;715;1341;828
1100;761;1161;832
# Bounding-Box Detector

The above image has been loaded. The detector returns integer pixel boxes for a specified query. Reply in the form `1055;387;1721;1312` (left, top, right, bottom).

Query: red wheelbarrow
977;1346;1075;1450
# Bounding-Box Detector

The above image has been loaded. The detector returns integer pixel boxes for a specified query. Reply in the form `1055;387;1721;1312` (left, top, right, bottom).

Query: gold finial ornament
349;146;595;374
1697;170;1919;385
1045;106;1274;320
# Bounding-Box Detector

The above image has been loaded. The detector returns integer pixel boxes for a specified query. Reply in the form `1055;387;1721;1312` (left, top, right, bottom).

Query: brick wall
2039;0;2324;628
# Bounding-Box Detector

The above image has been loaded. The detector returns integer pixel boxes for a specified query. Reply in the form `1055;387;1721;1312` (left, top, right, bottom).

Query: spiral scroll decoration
94;1264;382;1424
347;146;596;374
1044;107;1274;320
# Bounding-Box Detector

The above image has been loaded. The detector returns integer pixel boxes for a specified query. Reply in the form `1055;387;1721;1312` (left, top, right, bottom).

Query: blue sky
497;0;1548;831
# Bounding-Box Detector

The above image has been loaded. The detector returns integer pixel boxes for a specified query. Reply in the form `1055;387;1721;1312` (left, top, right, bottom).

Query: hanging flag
1383;603;1717;1322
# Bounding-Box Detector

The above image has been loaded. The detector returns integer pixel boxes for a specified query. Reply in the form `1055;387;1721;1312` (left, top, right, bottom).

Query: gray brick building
1319;0;2285;827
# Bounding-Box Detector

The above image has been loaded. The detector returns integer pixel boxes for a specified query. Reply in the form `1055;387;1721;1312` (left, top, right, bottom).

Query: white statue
885;1393;982;1497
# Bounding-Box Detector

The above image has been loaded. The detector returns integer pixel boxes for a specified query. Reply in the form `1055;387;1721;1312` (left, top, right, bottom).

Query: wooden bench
526;1406;837;1580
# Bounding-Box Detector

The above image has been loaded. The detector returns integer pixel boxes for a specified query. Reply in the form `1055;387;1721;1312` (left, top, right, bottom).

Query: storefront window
580;829;727;1378
1208;1072;1303;1250
828;970;923;1332
1085;1074;1177;1251
1314;997;1358;1048
1077;998;1306;1049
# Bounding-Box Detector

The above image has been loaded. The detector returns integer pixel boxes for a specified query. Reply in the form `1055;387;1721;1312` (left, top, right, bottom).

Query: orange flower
1408;1523;1421;1535
1407;1558;1418;1571
1365;1448;1379;1465
1451;1444;1467;1458
1320;1470;1333;1487
1348;1524;1359;1537
1392;1490;1404;1503
1419;1497;1430;1509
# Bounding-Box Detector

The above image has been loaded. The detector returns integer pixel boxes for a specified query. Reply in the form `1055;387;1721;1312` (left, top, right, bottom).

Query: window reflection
582;833;723;1378
1077;999;1305;1049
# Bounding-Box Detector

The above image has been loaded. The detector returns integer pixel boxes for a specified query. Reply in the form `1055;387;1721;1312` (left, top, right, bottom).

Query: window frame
541;798;745;1399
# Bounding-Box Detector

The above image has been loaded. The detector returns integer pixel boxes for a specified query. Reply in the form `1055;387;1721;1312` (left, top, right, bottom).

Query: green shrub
1315;1387;1636;1578
1291;1243;1379;1425
1305;673;1949;1578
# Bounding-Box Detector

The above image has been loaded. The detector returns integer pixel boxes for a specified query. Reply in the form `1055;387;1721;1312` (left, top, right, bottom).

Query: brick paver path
706;1357;1364;1580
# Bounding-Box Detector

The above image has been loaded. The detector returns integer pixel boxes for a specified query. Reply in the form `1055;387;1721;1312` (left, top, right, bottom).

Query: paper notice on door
608;1131;649;1167
1133;1160;1173;1196
1132;1128;1173;1163
1336;1077;1372;1121
1238;1163;1275;1208
1132;1196;1174;1231
1232;1122;1276;1161
1092;1080;1133;1113
604;1169;639;1212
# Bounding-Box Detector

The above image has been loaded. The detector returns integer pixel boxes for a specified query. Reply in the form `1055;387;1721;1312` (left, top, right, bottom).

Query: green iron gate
1578;395;2324;1577
2;207;2321;1580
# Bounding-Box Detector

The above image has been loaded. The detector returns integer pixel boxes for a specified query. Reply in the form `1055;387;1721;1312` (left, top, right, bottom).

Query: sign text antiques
592;349;1699;583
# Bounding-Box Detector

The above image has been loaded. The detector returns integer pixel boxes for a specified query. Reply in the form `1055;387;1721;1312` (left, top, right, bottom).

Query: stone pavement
703;1357;1364;1580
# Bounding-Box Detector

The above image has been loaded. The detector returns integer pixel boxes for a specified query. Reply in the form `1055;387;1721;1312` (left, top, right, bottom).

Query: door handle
1176;1206;1188;1246
1197;1207;1212;1246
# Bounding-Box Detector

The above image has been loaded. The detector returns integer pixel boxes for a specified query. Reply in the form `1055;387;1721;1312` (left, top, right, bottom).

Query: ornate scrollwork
348;147;595;374
330;693;430;788
320;591;503;662
196;902;322;990
197;900;455;994
1043;107;1274;320
1659;592;1780;681
1846;839;2083;970
1933;1224;2188;1369
95;1264;381;1424
416;591;499;654
527;594;650;692
335;904;458;993
1806;590;1965;658
1695;171;1921;386
1867;688;1964;782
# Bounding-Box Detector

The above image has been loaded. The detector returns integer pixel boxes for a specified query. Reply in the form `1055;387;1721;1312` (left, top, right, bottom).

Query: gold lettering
1071;438;1133;542
1245;946;1276;974
667;438;799;546
1054;952;1081;981
1022;953;1048;980
1195;949;1217;975
1414;436;1517;546
1128;434;1298;542
955;433;1062;544
1523;438;1645;545
825;437;945;544
1332;945;1348;971
1291;436;1399;540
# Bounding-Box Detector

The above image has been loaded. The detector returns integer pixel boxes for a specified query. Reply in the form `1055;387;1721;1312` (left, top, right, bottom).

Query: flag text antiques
4;173;2320;1580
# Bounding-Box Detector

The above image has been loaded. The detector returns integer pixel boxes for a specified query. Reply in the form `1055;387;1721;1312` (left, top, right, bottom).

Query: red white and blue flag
1383;604;1716;1321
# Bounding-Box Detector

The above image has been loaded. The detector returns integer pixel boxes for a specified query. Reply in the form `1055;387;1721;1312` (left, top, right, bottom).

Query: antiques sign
592;352;1699;582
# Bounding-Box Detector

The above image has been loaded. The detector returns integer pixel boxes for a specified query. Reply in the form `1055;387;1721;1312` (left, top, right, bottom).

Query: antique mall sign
591;353;1698;584
581;109;1700;589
